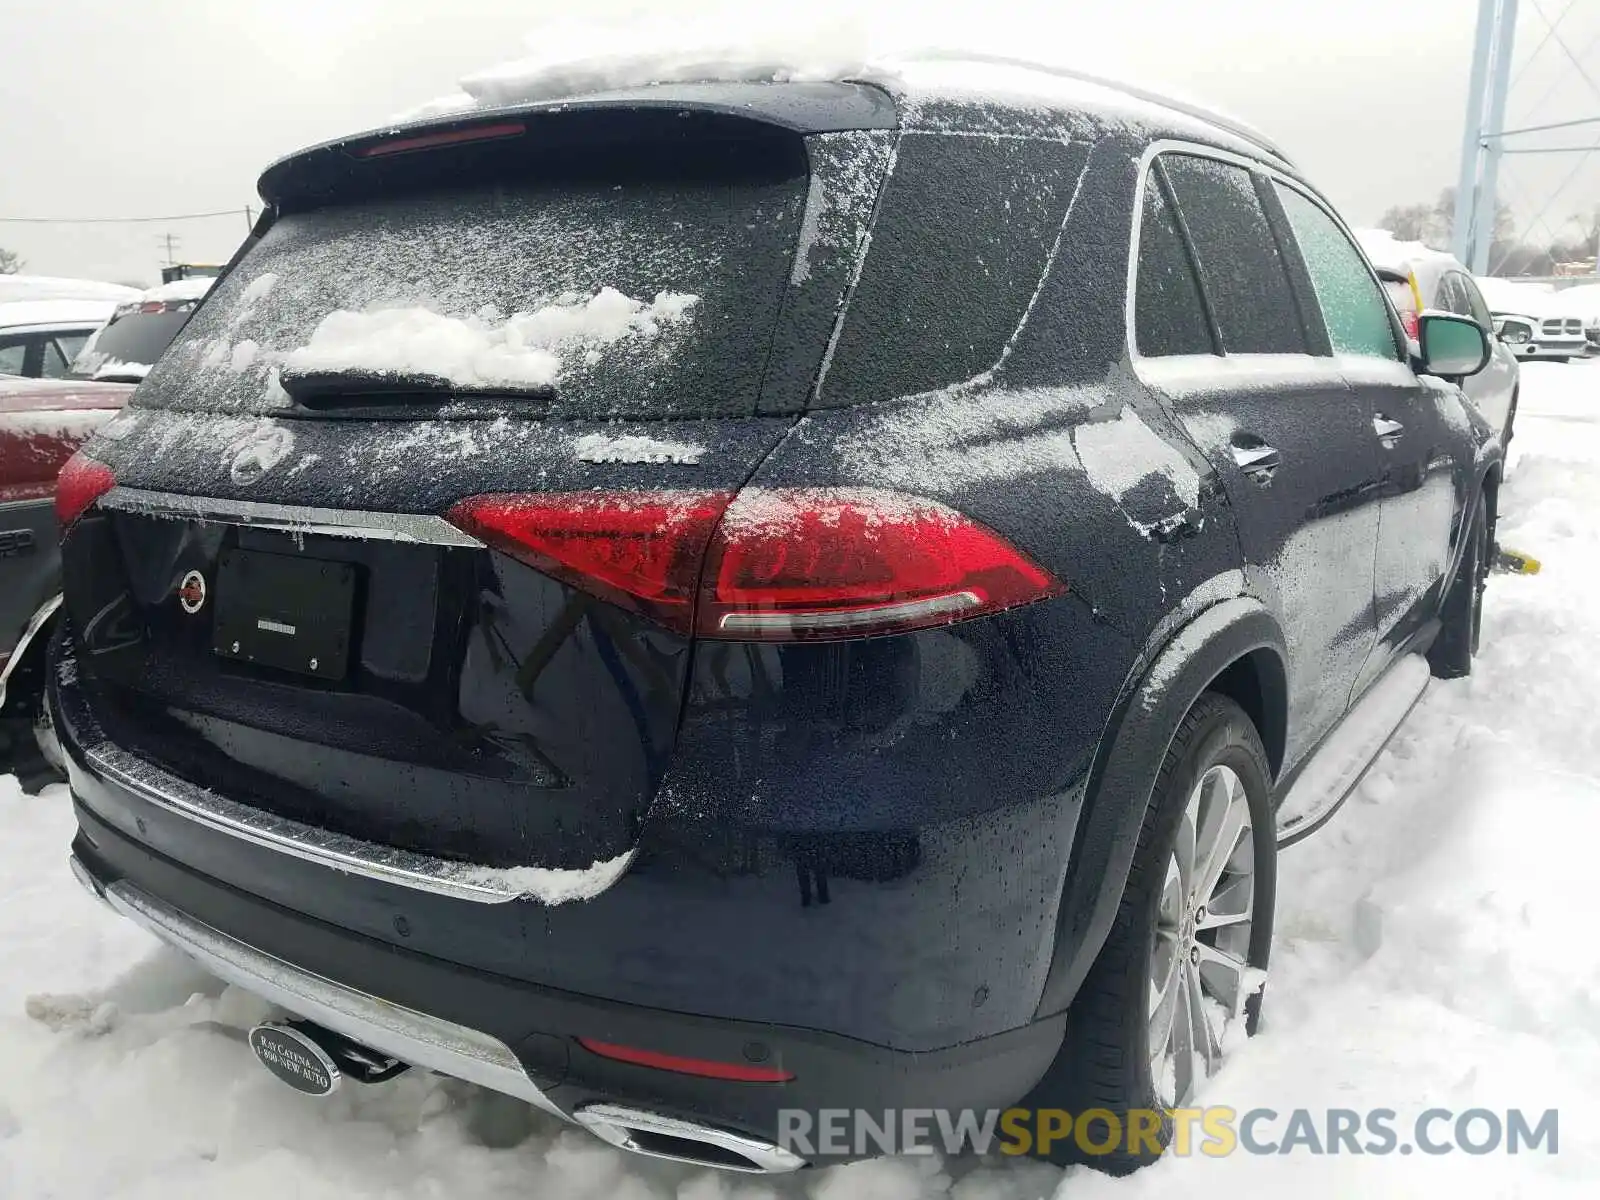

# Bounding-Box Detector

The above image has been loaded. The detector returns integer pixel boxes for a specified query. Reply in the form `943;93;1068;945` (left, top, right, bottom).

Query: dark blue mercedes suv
50;59;1500;1175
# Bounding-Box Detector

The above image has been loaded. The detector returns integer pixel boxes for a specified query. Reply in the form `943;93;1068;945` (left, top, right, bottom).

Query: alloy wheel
1147;763;1259;1108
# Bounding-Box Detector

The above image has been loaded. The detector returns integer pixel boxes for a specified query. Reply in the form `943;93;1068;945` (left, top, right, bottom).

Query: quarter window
1134;179;1213;357
1159;155;1306;355
1274;184;1400;360
1456;273;1494;326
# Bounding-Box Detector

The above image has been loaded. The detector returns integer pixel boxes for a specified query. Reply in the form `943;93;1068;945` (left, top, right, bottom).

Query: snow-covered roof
0;274;140;304
1474;275;1566;318
137;277;215;305
0;298;120;331
1354;228;1458;275
377;22;1281;158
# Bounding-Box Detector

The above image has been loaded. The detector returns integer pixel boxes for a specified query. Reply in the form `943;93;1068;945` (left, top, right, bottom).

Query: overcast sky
4;0;1596;285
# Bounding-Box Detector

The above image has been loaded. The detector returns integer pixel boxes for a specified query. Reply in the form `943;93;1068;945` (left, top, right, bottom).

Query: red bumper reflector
577;1038;795;1082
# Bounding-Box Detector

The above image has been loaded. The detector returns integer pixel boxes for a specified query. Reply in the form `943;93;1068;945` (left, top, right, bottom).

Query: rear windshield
70;311;191;380
136;144;807;419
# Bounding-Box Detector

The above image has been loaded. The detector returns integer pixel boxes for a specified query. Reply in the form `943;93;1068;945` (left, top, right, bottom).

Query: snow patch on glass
280;289;699;392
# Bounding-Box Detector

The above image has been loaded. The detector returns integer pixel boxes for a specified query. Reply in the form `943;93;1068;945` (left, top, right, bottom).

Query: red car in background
0;375;133;788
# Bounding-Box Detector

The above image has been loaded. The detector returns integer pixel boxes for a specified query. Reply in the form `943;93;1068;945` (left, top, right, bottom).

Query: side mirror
1416;310;1492;377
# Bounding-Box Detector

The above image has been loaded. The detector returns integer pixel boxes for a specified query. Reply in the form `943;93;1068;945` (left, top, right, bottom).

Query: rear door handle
1373;415;1405;445
1230;442;1281;482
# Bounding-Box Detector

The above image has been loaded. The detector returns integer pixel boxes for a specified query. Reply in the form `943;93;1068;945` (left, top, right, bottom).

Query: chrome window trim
97;486;484;548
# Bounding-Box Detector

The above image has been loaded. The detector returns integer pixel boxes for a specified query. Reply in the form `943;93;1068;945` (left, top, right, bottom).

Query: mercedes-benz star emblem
178;570;207;614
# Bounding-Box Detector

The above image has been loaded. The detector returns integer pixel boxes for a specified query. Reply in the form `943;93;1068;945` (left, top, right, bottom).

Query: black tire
1023;693;1276;1173
1427;490;1488;679
1501;391;1517;454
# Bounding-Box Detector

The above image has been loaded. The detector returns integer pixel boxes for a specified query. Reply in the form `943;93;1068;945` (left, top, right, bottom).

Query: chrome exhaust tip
574;1104;806;1174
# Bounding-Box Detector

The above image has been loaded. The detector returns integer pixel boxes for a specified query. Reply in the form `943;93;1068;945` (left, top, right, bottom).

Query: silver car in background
1358;231;1520;446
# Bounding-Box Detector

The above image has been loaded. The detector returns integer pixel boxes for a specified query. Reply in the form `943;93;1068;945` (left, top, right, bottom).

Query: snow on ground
3;362;1600;1197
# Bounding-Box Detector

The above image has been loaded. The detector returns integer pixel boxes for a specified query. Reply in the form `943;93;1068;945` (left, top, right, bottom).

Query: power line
0;208;249;225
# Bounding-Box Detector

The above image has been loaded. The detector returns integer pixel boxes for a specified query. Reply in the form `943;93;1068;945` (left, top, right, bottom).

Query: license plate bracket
212;549;357;680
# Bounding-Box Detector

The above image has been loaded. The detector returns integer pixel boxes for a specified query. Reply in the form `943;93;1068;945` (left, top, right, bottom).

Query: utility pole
1472;0;1520;274
1452;0;1498;266
158;231;181;266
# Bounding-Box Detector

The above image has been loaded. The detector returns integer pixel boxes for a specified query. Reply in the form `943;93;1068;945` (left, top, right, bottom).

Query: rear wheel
1428;490;1487;679
1025;693;1275;1173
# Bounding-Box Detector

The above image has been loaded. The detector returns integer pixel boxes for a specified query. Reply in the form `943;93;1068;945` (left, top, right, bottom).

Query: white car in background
0;275;139;380
1473;275;1588;363
1356;229;1520;445
67;276;215;383
0;298;123;380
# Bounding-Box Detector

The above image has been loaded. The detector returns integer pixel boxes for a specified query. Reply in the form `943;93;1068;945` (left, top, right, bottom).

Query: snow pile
0;275;138;304
454;15;891;111
454;851;637;906
137;277;216;306
280;289;698;391
1549;282;1600;325
1354;228;1456;273
0;298;120;331
385;11;1255;140
1474;274;1565;318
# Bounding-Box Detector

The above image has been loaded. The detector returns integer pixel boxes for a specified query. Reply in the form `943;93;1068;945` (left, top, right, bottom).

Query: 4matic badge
178;570;207;614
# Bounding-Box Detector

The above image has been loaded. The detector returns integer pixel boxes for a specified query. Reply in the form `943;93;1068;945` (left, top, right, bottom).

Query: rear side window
1274;184;1400;360
1134;179;1213;357
1456;273;1494;326
819;133;1083;405
1434;273;1469;316
1160;155;1305;355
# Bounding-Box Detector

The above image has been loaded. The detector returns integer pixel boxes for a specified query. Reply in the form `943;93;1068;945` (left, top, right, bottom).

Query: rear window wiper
278;369;555;414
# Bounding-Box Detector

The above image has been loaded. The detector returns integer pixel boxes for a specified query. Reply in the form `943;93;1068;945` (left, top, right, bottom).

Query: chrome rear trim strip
97;486;483;548
97;873;563;1117
78;733;535;903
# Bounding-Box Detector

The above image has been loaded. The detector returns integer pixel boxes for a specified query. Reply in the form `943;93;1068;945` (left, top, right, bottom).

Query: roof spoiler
258;81;898;206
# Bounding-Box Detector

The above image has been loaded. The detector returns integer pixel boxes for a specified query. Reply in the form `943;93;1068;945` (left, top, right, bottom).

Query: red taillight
445;491;734;635
699;488;1064;641
577;1038;795;1082
1400;310;1420;340
446;487;1063;642
356;120;527;158
55;453;116;531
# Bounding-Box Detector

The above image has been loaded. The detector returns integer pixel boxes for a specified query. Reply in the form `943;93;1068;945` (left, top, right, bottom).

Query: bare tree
0;246;22;274
1378;203;1435;242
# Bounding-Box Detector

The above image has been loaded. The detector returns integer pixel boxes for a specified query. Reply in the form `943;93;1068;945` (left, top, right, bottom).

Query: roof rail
899;51;1292;165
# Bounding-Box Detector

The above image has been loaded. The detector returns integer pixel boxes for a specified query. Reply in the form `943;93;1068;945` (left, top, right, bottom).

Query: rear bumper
68;801;1065;1167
